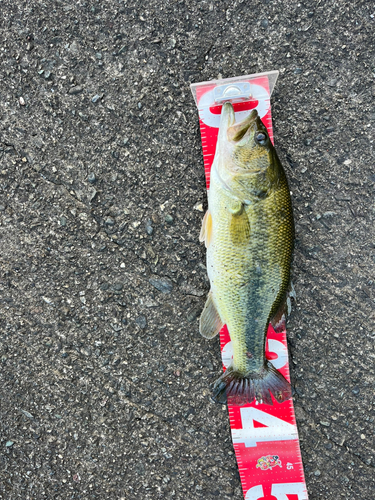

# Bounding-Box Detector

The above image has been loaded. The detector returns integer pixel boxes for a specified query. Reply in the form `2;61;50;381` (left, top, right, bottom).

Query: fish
199;102;294;406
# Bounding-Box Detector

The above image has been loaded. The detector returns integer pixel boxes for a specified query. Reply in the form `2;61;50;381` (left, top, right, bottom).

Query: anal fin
199;292;223;339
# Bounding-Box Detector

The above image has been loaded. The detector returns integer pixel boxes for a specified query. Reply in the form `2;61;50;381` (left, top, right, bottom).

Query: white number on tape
245;484;264;500
232;408;297;448
245;482;308;500
272;482;308;499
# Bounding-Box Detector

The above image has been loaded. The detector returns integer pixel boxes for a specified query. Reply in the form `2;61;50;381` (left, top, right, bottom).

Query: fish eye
255;132;267;145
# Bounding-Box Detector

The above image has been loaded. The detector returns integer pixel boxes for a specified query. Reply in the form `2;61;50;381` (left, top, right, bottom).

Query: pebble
19;96;25;106
69;40;79;55
44;70;51;79
0;205;6;211
320;421;330;427
91;94;102;103
88;172;97;184
60;216;67;227
187;308;200;323
20;409;34;419
352;386;360;395
145;219;153;235
135;315;147;329
165;214;174;224
334;192;351;202
112;283;123;291
149;276;173;294
260;19;269;28
314;470;321;477
105;217;115;226
5;441;14;447
95;53;102;59
327;79;338;87
294;68;303;74
69;86;83;95
88;187;97;202
78;111;88;121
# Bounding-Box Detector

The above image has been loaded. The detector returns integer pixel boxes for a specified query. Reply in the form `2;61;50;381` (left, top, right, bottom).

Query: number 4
232;408;297;448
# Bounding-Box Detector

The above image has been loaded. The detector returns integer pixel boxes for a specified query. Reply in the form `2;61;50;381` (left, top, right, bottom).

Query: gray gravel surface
0;1;374;499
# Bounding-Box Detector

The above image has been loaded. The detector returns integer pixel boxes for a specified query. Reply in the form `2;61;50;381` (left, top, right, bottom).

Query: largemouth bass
199;102;294;406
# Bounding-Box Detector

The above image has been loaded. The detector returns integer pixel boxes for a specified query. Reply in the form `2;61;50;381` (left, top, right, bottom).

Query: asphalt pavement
0;1;374;499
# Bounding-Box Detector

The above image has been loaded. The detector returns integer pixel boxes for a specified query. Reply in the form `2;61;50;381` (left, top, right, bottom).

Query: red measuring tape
191;72;309;500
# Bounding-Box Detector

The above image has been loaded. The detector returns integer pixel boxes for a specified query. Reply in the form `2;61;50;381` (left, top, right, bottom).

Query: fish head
215;103;277;194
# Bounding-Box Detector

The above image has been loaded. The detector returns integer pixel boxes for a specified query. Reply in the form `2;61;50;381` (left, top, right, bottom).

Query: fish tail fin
212;361;291;406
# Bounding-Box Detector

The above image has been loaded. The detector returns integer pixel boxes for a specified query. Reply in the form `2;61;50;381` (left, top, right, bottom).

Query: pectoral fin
229;206;251;245
199;292;223;339
199;210;213;248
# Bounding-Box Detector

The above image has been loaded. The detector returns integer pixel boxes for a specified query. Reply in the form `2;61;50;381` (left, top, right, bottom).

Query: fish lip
245;108;258;122
227;109;259;143
220;102;236;127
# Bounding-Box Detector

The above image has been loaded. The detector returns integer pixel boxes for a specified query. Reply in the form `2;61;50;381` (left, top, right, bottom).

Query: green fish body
199;103;294;405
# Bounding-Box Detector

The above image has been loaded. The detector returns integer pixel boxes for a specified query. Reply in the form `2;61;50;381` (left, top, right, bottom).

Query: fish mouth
216;102;236;151
227;109;258;143
220;102;236;127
